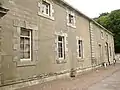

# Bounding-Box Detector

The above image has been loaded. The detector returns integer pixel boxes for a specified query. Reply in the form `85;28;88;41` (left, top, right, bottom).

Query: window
78;40;83;58
58;36;65;59
38;0;54;20
69;14;74;24
55;32;68;64
67;11;76;28
101;31;104;39
20;28;32;60
42;0;50;16
109;46;112;56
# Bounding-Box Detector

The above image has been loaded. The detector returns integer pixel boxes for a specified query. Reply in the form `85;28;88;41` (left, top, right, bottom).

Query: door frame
98;44;102;64
105;42;110;65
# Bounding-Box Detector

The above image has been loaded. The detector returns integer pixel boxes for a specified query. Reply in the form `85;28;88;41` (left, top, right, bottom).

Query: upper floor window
101;31;104;39
67;11;76;28
20;28;32;61
58;36;65;59
42;0;50;16
69;14;74;24
38;0;54;20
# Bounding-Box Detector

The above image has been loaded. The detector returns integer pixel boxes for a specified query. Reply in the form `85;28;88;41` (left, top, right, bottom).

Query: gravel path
17;64;120;90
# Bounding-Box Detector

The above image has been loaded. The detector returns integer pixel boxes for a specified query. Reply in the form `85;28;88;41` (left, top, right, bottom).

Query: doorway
105;42;110;65
98;44;102;65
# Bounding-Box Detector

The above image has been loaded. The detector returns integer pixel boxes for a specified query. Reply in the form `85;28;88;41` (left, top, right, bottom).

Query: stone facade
90;22;114;66
0;0;114;89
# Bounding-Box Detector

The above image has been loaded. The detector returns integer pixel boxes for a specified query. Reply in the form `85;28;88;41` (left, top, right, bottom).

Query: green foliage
95;9;120;53
99;12;109;17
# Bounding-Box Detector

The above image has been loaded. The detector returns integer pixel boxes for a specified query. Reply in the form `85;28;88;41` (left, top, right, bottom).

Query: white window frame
38;0;54;20
69;14;74;24
57;35;65;60
76;36;84;59
109;46;112;57
78;40;83;58
20;28;32;61
41;0;50;16
67;10;76;28
55;31;68;61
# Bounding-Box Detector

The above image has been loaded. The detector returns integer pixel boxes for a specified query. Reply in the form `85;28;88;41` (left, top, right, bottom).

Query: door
98;44;102;64
105;42;110;65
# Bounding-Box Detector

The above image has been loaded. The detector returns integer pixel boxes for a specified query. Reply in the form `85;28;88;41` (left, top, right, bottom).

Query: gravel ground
16;63;120;90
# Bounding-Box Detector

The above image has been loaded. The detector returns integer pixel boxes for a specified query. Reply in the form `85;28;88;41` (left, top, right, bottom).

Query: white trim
30;30;32;60
38;11;55;20
20;28;32;61
42;1;50;16
55;31;68;60
105;43;107;46
57;36;65;59
38;0;54;20
66;10;76;28
76;36;84;59
20;59;31;61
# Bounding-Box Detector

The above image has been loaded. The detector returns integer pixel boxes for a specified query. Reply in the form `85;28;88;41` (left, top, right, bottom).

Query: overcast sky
65;0;120;18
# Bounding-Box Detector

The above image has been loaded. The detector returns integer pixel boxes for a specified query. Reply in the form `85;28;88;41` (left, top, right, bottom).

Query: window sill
38;12;55;21
16;60;36;67
56;59;67;64
77;57;84;62
67;23;76;29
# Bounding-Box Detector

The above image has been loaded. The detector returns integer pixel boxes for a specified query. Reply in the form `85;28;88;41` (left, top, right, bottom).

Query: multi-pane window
67;11;76;28
42;0;50;16
58;36;65;59
20;28;32;60
69;14;74;24
38;0;54;20
78;40;83;58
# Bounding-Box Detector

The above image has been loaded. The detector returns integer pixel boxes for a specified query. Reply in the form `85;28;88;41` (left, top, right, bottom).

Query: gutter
59;0;114;36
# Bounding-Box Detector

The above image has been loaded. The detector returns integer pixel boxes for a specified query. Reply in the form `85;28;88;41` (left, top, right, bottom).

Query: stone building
0;0;114;89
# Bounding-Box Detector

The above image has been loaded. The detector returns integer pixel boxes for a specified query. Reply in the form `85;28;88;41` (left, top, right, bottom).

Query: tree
95;9;120;53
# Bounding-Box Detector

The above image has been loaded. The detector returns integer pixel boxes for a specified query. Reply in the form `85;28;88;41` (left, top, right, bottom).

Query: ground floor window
78;40;83;58
58;35;65;59
109;46;112;56
20;28;32;61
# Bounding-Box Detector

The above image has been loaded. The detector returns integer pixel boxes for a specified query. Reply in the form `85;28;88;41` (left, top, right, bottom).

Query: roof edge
59;0;114;36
